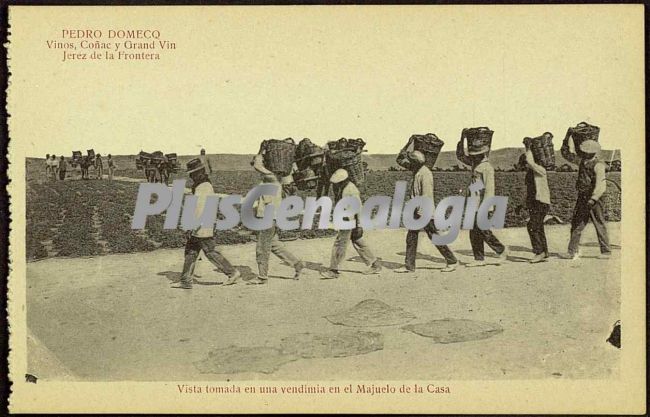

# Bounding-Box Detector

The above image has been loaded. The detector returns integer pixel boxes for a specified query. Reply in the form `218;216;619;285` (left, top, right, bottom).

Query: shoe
441;263;457;272
598;253;612;260
247;277;268;285
498;248;509;261
172;281;192;289
223;269;241;285
394;266;415;273
529;253;547;263
466;260;486;268
293;261;305;280
319;269;339;280
560;252;580;260
363;261;382;275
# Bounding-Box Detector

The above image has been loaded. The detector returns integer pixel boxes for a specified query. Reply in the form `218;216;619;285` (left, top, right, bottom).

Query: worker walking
44;154;51;180
107;154;116;181
522;137;552;263
320;169;382;279
173;158;240;289
50;155;59;181
560;137;610;259
395;151;458;273
199;148;213;174
95;154;104;179
248;173;304;285
58;155;67;181
456;132;508;267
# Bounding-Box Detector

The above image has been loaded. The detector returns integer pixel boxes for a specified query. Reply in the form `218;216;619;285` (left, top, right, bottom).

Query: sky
8;5;644;157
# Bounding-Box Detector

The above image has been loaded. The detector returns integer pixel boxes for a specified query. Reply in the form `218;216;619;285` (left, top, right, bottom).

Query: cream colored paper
7;5;645;414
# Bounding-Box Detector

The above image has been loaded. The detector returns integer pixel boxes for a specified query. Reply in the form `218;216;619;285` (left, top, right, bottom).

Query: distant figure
199;148;213;174
145;160;157;183
107;154;116;181
95;153;104;179
58;156;67;180
80;156;90;179
50;155;59;181
158;156;170;185
44;154;51;179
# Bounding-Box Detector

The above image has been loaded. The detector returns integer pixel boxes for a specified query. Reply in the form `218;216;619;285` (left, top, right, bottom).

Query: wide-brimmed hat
407;150;426;164
330;168;349;184
580;140;601;154
186;158;206;173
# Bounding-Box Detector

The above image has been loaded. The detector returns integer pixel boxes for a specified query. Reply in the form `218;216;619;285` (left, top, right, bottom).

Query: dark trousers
469;224;505;261
568;196;610;255
405;220;457;270
527;201;549;255
181;236;237;284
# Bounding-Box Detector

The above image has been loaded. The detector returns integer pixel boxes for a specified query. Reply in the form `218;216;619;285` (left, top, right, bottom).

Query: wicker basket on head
87;149;96;159
529;132;556;168
261;138;296;176
329;149;365;186
569;122;599;157
412;133;445;169
463;127;493;155
295;138;325;171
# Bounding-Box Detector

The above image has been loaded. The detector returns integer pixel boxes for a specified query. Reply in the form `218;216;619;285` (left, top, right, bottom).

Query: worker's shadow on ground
347;256;403;270
582;242;621;249
267;261;326;280
158;265;258;285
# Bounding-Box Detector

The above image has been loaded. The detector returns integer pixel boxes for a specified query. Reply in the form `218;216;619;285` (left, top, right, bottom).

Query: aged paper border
6;4;646;414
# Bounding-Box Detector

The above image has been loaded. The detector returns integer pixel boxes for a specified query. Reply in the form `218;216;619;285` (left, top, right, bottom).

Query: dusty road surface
27;224;620;381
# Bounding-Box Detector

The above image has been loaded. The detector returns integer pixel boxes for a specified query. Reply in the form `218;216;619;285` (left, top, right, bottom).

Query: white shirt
193;181;215;238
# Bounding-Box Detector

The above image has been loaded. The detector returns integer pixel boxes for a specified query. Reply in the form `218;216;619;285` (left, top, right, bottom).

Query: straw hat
330;169;349;184
186;158;206;173
580;140;601;154
407;150;426;164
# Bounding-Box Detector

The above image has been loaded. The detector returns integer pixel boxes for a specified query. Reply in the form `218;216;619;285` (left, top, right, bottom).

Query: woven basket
464;127;493;154
412;133;445;169
530;132;555;168
87;149;95;159
329;150;365;185
570;122;599;157
262;138;296;176
295;139;325;171
72;151;82;159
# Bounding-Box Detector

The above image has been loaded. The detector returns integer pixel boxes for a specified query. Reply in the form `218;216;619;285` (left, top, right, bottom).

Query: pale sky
8;5;644;157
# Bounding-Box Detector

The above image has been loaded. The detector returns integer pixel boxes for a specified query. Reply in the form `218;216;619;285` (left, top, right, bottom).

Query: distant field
25;158;621;260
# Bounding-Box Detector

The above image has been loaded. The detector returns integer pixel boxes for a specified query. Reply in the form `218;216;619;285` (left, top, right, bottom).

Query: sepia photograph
6;4;645;414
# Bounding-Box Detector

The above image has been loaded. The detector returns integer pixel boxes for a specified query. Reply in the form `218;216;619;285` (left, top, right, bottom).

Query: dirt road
27;223;620;381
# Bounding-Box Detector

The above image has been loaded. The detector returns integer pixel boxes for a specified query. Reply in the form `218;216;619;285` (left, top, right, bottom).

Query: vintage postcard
6;4;646;414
